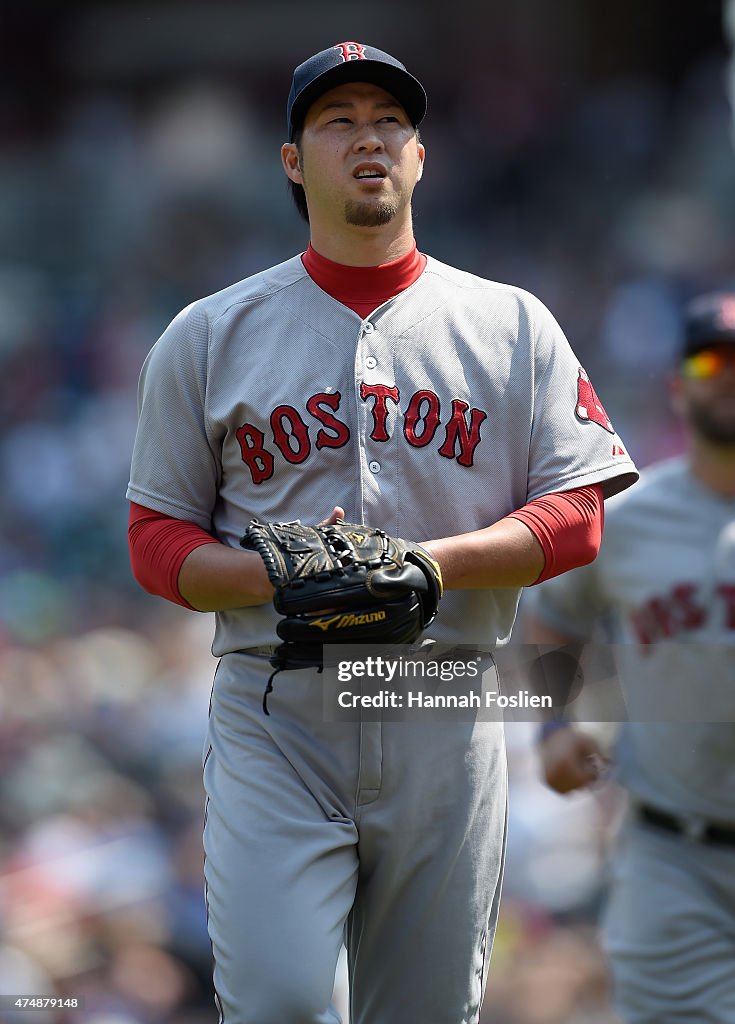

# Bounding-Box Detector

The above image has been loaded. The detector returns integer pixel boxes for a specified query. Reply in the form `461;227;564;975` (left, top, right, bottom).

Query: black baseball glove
241;519;443;711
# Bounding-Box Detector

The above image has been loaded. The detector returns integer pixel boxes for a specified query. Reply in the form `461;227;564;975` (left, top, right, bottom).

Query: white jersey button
365;356;378;369
369;460;381;473
362;322;375;334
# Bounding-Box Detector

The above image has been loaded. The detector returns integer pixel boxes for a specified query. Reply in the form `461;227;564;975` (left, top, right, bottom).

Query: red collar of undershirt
301;243;428;318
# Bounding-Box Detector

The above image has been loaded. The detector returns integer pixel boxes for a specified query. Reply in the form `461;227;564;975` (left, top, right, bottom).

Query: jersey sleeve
126;302;220;530
525;295;638;502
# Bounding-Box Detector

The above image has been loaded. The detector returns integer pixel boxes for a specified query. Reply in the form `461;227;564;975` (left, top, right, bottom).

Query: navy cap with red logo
683;292;735;357
287;42;427;140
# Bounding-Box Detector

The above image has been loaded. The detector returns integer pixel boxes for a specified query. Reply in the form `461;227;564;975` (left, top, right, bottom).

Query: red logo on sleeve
575;368;614;433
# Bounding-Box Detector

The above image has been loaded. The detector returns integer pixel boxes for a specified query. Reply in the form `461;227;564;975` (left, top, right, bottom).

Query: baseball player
529;292;735;1023
126;42;637;1024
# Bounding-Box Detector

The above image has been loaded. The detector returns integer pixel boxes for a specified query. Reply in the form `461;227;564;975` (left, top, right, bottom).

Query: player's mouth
353;162;388;183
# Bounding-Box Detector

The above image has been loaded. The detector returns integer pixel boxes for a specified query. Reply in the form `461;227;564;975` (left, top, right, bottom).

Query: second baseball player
530;292;735;1023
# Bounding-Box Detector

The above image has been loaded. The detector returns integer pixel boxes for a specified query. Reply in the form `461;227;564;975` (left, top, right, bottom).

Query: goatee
344;199;398;227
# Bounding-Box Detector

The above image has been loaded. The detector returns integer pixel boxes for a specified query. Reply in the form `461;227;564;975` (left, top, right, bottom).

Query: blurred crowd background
1;1;733;1021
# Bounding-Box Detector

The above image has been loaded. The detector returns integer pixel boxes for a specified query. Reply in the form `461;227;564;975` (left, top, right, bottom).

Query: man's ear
281;143;303;184
416;141;425;182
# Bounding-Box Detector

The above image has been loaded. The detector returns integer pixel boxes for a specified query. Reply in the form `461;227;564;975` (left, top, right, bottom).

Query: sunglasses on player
681;347;735;380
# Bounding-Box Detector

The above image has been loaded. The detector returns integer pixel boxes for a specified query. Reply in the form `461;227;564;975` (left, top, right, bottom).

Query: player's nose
352;126;385;153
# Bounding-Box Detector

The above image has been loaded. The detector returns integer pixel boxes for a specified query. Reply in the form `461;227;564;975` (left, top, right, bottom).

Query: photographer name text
336;690;551;709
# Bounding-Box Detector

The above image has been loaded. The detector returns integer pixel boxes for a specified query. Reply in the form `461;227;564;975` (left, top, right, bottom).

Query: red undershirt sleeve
507;483;604;585
128;501;220;609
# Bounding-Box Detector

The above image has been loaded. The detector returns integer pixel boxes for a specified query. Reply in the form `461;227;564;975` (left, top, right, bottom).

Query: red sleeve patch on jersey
575;367;614;433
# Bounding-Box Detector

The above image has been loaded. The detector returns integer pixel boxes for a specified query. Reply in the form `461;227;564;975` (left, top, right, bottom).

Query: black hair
286;125;423;225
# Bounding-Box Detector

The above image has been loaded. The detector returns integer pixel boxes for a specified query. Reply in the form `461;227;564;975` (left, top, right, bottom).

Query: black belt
637;804;735;847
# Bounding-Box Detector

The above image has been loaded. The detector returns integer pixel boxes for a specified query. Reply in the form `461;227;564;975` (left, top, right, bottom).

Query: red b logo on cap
335;42;366;62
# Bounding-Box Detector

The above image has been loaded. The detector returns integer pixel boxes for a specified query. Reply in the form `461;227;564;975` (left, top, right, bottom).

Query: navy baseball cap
287;41;427;140
683;292;735;357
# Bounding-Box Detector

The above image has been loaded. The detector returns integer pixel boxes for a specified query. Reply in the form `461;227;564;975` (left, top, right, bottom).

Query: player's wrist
242;550;276;603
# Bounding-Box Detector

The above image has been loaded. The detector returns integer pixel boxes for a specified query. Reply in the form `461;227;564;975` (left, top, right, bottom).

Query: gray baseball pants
203;651;507;1024
602;816;735;1023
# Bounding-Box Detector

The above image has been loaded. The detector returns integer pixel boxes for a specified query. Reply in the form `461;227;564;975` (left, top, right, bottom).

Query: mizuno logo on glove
310;610;388;632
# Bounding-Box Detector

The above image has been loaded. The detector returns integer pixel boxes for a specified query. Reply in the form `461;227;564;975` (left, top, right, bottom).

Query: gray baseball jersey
127;253;637;656
127;253;637;1024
